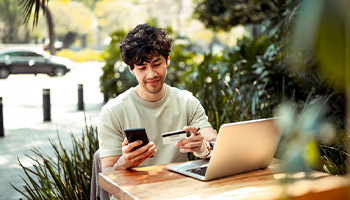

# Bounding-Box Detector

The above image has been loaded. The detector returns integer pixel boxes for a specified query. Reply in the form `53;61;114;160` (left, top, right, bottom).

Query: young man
98;24;217;172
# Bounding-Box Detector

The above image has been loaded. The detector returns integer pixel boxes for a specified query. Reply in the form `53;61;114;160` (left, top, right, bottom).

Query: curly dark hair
120;24;172;70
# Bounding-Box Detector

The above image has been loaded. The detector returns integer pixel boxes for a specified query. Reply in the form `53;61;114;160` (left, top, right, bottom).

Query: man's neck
134;84;166;102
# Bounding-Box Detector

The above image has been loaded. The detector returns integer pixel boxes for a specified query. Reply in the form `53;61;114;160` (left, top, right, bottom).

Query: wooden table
99;160;350;200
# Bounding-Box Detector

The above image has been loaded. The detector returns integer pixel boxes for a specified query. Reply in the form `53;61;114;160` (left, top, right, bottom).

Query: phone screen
124;128;150;151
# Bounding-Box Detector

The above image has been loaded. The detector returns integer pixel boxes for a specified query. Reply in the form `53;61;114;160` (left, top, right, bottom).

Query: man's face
130;55;168;95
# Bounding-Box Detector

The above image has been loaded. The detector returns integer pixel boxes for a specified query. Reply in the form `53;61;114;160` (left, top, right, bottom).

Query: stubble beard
142;77;165;94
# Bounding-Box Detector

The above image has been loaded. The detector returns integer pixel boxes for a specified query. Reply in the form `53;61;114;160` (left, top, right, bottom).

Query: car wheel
53;68;66;76
0;68;10;79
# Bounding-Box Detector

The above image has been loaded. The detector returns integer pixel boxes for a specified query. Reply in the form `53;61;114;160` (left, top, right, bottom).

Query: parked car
0;48;72;78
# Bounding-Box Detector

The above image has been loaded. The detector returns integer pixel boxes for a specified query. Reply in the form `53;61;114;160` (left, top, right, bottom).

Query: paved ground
0;62;105;200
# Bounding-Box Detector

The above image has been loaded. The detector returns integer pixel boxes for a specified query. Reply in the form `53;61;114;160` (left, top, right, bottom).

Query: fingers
175;134;203;147
128;140;144;152
133;141;156;157
120;141;157;169
178;141;202;153
122;139;141;154
124;145;156;167
132;143;157;162
122;137;129;146
183;126;201;135
175;133;204;153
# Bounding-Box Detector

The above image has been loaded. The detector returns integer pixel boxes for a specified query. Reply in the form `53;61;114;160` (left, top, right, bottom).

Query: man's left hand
175;126;206;156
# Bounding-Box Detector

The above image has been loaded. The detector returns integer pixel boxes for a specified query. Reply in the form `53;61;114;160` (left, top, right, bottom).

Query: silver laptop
167;118;281;181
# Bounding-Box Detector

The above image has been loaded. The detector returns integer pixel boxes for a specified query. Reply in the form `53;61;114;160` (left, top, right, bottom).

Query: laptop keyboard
187;166;208;176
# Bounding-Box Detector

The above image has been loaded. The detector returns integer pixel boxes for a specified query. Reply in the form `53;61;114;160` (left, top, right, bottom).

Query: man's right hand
114;138;157;170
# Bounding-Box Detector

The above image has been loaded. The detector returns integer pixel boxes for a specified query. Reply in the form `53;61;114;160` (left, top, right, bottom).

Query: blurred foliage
320;128;349;175
182;35;278;130
196;0;348;129
0;0;32;43
94;0;149;41
12;122;99;199
3;0;96;49
49;0;94;36
275;98;348;175
290;0;350;91
75;0;100;10
47;0;95;48
56;48;103;62
99;29;133;100
194;0;300;32
284;0;350;175
166;35;199;89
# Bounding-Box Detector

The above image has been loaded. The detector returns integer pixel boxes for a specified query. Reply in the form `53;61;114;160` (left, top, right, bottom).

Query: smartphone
124;128;150;151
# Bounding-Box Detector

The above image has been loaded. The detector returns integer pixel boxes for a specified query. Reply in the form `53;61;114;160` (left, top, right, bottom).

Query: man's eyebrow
135;58;161;66
151;58;161;63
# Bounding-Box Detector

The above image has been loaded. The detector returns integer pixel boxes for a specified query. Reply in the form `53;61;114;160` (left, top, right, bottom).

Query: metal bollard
0;97;4;137
78;84;84;111
43;89;51;121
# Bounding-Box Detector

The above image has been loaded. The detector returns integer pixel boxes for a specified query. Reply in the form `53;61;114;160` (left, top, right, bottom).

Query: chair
90;149;109;200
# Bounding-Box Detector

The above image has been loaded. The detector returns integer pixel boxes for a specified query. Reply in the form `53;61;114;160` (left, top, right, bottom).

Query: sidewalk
0;103;103;200
0;62;104;200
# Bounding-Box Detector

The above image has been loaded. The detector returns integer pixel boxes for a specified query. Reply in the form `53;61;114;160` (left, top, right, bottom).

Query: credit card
162;130;187;145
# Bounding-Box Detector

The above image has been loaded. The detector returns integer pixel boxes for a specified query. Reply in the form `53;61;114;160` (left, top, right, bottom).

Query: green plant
165;34;198;89
275;96;349;176
182;35;284;129
11;122;99;199
320;128;349;175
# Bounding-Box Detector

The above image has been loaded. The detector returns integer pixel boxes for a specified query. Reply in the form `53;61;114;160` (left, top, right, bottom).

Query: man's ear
166;56;170;66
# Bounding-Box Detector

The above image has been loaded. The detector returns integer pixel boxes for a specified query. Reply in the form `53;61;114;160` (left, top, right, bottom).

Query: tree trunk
44;5;55;55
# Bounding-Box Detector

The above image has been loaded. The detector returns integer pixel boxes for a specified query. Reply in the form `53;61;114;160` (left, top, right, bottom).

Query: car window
0;50;44;58
26;52;42;57
7;52;24;56
0;51;43;57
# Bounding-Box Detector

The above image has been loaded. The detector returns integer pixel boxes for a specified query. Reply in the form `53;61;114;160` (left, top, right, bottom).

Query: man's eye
139;67;146;70
153;63;161;67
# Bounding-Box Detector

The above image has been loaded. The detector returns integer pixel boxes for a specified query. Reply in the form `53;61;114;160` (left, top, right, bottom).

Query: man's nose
146;68;157;78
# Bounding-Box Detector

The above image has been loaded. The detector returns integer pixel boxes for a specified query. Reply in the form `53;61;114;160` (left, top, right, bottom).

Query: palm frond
20;0;49;26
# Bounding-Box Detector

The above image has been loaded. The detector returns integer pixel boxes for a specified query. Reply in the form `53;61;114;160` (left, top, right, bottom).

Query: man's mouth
146;78;161;86
147;79;159;86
